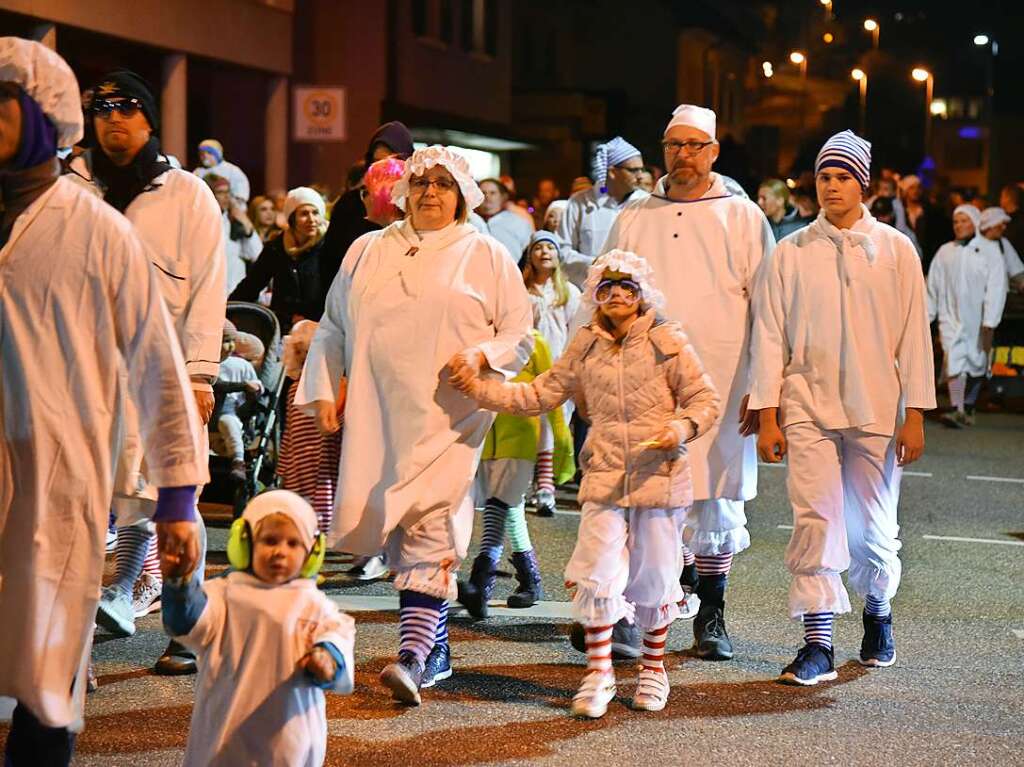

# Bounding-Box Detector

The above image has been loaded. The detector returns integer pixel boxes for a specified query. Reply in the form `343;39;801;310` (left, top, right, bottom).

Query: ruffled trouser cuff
393;562;459;602
788;573;852;619
683;526;751;556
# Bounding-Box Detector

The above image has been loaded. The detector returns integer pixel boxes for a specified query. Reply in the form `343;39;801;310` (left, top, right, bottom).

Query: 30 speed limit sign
292;86;346;142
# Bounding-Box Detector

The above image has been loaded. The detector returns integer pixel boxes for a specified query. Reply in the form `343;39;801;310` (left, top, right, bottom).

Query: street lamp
912;68;934;157
851;68;867;136
864;18;880;49
973;34;989;46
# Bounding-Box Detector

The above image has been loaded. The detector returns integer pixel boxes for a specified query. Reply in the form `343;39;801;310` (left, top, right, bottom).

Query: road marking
966;475;1024;484
922;534;1024;547
760;464;933;478
777;524;794;530
330;594;575;619
1012;629;1024;640
758;462;787;468
903;471;933;477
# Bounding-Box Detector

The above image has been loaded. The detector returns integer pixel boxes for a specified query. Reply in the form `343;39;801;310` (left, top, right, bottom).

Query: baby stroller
204;301;286;516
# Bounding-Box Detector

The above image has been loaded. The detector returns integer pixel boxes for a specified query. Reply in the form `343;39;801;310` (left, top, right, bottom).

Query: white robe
195;159;251;203
0;177;205;728
927;236;1008;378
557;186;649;287
178;573;354;767
223;212;263;296
995;236;1024;280
529;279;581;361
297;220;533;556
478;208;533;263
749;207;936;435
602;173;775;502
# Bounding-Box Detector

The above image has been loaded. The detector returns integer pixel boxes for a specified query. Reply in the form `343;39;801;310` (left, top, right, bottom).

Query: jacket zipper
617;335;631;504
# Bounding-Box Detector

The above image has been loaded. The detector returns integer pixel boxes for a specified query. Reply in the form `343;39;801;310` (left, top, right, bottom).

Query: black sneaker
692;605;734;660
568;617;642;660
380;652;425;705
155;639;197;676
859;611;896;667
778;642;837;686
421;642;452;688
680;562;700;594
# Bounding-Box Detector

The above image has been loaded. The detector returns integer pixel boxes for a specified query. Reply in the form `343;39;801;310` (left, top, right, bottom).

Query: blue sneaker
778;643;837;686
421;641;452;688
859;612;895;667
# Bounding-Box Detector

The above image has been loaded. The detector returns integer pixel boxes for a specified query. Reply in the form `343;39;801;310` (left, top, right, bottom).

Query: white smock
529;278;581;360
297;219;533;599
0;177;205;729
222;212;263;296
603;173;775;504
68;157;225;508
478;208;533;263
927;236;1008;378
177;572;355;767
557;186;649;287
195;159;251;203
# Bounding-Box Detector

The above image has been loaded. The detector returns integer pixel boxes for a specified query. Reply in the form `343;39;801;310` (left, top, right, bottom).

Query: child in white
213;320;263;479
748;130;935;686
928;205;1008;426
162;490;355;767
451;249;720;717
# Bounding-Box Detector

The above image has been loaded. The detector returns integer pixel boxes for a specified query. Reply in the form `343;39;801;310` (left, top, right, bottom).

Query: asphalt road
5;413;1023;766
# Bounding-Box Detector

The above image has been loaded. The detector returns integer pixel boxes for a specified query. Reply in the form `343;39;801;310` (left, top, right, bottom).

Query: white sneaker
106;529;117;554
571;671;616;718
678;592;700;620
349;554;389;582
632;668;670;711
132;573;162;618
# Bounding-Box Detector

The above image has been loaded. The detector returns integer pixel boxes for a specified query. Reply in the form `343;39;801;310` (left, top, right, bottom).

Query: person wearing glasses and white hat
601;104;775;662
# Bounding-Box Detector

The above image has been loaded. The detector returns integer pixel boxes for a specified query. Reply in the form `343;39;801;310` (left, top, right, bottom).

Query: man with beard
599;105;775;661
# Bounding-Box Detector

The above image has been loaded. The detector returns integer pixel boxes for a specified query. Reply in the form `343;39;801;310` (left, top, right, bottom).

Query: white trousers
565;502;686;630
683;497;750;556
216;414;245;462
473;458;534;508
387;498;472;602
784;421;903;618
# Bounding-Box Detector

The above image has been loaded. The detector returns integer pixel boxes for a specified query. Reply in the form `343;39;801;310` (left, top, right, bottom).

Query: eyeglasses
409;177;457;192
594;278;642;304
661;139;716;156
615;165;647;175
91;97;143;120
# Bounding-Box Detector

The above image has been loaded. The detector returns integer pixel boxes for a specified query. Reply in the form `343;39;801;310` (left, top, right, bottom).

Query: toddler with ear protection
161;490;355;767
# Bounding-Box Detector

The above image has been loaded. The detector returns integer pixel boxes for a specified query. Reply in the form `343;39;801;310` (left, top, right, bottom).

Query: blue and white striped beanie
591;136;641;193
814;130;871;190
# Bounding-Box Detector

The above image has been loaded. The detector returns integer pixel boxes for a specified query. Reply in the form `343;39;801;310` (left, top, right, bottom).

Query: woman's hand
642;421;692;450
447;349;486;394
314;400;340;436
301;646;337;684
756;408;786;463
895;408;925;466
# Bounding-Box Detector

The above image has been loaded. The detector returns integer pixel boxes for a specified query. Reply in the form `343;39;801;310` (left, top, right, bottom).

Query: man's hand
157;521;200;579
895;408;925;466
756;408;786;463
314;400;340;436
301;646;337;684
447;349;486;393
738;394;759;437
193;389;215;425
980;326;995;354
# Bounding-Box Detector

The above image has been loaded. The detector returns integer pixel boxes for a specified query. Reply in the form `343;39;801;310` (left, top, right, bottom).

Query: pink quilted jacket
472;310;720;509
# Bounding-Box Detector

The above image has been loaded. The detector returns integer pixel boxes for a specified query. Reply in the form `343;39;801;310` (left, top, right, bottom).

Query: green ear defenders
227;518;327;579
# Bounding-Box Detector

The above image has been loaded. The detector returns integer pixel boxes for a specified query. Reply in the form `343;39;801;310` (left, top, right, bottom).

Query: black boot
693;573;733;660
680;562;700;594
456;552;497;620
507;549;545;608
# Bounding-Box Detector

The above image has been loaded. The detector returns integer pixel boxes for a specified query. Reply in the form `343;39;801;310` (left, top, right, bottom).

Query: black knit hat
89;70;159;132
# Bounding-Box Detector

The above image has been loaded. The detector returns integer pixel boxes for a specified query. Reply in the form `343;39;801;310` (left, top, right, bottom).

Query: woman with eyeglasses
450;249;720;718
295;145;533;706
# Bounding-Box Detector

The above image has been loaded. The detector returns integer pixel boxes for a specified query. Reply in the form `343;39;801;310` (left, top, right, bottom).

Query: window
459;0;498;56
412;0;428;37
440;0;454;45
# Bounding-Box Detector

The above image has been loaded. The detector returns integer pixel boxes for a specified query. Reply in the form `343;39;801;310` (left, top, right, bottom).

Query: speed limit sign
292;86;346;142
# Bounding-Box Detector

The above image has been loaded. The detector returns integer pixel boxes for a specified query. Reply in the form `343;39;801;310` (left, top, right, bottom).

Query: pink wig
363;157;406;219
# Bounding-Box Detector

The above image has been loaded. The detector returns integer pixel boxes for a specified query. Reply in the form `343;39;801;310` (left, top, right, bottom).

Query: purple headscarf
11;87;57;170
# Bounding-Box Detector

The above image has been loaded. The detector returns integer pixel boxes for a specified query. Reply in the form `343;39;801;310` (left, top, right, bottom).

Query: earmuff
227;517;327;579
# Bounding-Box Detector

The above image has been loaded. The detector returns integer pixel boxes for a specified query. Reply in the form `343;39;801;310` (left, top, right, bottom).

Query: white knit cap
953;204;981;232
282;319;318;380
581;249;666;314
0;37;83;147
243;490;319;551
391;144;484;212
283;186;326;221
980;206;1011;231
664;104;716;139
